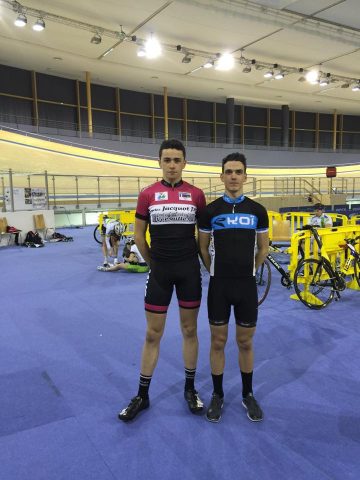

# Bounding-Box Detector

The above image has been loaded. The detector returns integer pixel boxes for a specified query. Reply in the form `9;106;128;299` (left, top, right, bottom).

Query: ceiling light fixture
306;68;320;84
242;65;251;73
14;13;27;27
215;53;234;71
274;71;285;80
319;73;331;86
144;34;161;59
182;53;193;64
137;46;146;57
32;18;45;31
264;70;273;78
203;60;214;69
90;32;102;44
351;81;360;91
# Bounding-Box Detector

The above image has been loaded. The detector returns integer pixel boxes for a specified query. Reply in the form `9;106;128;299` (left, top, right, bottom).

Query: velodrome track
2;130;360;179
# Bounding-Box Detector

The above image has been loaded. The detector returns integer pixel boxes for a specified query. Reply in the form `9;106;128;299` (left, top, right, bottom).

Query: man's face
159;148;186;183
220;160;247;196
314;208;323;217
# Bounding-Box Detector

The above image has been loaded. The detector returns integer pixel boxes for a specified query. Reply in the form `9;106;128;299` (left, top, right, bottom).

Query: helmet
114;222;125;236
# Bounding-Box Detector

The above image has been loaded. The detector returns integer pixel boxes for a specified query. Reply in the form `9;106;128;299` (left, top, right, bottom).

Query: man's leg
118;312;166;422
179;307;204;413
179;307;199;371
101;239;110;267
236;325;263;422
97;262;127;272
206;324;228;422
140;312;167;376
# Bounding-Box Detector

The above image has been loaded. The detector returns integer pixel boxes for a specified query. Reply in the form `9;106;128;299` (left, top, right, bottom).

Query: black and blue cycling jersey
198;194;269;278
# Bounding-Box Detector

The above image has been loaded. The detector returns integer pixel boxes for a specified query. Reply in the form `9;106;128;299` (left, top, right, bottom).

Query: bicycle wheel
93;224;102;244
294;259;335;310
256;259;271;306
354;257;360;287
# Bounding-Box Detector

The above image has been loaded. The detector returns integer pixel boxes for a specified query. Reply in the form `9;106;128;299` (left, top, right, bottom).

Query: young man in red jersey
118;139;206;422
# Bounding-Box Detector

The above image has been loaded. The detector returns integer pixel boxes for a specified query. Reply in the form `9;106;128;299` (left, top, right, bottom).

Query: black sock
211;373;224;398
185;367;196;391
137;373;152;399
241;371;253;398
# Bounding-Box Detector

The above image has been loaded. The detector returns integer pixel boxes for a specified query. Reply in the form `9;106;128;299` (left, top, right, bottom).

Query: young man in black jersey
198;152;269;423
118;139;206;422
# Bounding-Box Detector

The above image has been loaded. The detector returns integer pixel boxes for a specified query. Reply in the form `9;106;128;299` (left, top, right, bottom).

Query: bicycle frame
266;252;292;288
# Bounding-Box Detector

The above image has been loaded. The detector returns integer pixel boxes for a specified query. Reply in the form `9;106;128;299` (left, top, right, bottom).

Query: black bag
50;232;73;242
24;231;44;248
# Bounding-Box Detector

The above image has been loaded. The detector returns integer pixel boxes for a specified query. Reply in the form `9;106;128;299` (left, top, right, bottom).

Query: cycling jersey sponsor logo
179;192;192;201
212;213;257;230
149;203;197;224
155;192;168;201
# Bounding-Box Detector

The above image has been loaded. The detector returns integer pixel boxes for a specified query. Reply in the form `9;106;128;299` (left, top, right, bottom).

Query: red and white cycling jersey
136;179;206;262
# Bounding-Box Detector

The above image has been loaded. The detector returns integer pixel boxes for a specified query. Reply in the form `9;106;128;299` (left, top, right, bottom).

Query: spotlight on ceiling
182;53;192;64
215;53;235;71
90;32;102;44
274;71;285;80
33;18;45;31
242;65;251;73
14;13;27;27
204;60;214;69
341;83;350;89
264;70;273;78
351;81;360;91
319;73;331;86
137;46;146;57
306;69;320;84
144;35;162;59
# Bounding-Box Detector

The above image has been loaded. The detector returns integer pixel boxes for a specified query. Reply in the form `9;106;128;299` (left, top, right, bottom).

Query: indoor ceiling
1;0;360;114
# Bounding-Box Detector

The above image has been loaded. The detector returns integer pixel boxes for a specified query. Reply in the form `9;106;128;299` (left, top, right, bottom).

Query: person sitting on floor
97;240;149;273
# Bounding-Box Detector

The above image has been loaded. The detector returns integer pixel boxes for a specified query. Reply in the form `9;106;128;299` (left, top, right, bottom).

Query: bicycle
257;249;292;305
293;225;360;310
93;224;102;244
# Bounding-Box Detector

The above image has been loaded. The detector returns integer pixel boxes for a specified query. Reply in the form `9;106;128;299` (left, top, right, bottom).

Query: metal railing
1;170;359;212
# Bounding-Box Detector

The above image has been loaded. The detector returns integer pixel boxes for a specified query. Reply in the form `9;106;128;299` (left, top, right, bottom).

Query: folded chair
33;214;54;240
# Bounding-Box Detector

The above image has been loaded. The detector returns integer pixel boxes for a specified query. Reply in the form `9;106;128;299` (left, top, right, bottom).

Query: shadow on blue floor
1;227;359;480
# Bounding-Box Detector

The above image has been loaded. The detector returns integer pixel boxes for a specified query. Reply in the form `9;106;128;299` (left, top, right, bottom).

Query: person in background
97;239;149;273
101;217;124;267
308;203;333;228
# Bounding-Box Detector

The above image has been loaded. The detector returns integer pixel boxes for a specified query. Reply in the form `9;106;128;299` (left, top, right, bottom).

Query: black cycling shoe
118;395;150;422
242;393;263;422
206;393;224;423
184;389;204;414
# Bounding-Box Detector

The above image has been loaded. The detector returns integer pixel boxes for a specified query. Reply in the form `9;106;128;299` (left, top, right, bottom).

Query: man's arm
324;216;333;227
255;231;269;269
134;218;151;265
198;231;211;272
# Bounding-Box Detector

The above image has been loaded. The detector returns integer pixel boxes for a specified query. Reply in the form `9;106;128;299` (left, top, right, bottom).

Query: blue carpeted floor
1;227;359;480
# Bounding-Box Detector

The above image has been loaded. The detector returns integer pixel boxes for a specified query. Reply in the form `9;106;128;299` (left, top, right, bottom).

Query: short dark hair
314;203;325;210
159;139;186;159
222;152;247;173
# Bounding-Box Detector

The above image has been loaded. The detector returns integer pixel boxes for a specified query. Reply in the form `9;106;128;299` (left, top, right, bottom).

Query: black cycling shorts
207;276;258;327
144;257;202;314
